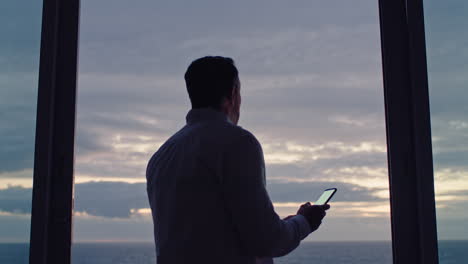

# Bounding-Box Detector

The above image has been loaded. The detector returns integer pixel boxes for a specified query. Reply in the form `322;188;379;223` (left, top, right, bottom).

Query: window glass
74;1;392;263
0;1;42;263
424;0;468;262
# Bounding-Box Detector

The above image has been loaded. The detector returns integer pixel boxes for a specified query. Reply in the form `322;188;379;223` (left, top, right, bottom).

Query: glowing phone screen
315;189;337;205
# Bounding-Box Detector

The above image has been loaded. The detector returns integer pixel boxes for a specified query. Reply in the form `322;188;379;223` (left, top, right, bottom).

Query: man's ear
220;96;231;112
231;86;239;103
231;87;236;100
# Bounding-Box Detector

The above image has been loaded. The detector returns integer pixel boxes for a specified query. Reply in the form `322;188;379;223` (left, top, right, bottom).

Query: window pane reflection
0;1;42;263
425;0;468;262
74;1;391;263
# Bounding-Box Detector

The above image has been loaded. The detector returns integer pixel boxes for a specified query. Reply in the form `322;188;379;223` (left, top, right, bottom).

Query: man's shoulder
222;124;262;150
157;122;260;153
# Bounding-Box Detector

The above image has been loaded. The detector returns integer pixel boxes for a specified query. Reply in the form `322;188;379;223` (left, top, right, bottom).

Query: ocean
0;241;466;263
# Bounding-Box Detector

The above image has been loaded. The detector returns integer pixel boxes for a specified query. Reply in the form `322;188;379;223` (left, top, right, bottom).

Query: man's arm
221;132;312;258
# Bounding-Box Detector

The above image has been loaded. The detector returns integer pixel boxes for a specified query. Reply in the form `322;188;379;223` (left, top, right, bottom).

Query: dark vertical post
29;0;80;264
405;1;439;263
378;0;438;263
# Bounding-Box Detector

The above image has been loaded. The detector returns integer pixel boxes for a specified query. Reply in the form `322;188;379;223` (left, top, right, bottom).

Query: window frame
28;0;439;263
29;0;80;263
378;0;439;263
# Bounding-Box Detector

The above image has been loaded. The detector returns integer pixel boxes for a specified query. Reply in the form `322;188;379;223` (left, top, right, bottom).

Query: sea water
1;241;466;263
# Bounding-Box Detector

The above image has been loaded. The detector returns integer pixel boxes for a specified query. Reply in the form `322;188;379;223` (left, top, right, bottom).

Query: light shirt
146;108;312;264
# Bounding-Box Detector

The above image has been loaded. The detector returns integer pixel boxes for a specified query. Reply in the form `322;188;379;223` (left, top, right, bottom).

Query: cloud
2;0;468;242
1;0;388;182
0;182;148;218
0;2;42;74
0;73;38;174
266;180;385;203
0;180;385;219
0;170;34;189
73;214;393;243
0;213;31;243
78;0;381;75
0;2;41;175
74;182;149;218
263;141;386;164
0;185;31;214
424;1;468;179
436;198;468;221
72;213;154;242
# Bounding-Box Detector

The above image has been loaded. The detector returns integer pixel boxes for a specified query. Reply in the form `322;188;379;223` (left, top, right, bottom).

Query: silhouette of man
146;56;330;264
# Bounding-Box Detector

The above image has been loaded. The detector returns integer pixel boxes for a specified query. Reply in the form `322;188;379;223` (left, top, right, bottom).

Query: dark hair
184;56;239;109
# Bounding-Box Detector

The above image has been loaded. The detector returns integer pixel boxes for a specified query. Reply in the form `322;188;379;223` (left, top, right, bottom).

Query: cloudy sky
1;0;467;245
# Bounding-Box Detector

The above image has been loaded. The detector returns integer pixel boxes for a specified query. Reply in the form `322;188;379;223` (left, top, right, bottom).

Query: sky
1;0;467;244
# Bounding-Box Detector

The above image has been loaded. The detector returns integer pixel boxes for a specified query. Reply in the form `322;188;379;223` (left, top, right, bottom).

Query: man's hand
297;202;330;232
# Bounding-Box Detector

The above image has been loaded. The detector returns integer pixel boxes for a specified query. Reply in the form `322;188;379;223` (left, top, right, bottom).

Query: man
146;56;330;264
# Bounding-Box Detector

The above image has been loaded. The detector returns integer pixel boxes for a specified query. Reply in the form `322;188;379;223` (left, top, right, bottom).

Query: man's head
184;56;241;124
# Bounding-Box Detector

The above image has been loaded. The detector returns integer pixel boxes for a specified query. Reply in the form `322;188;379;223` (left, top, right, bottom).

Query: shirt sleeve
221;132;312;258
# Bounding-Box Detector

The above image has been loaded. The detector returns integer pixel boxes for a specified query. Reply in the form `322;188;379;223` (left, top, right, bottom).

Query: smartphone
314;188;337;205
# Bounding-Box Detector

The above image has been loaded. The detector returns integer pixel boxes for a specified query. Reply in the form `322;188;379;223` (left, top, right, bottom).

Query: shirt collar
186;107;233;125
